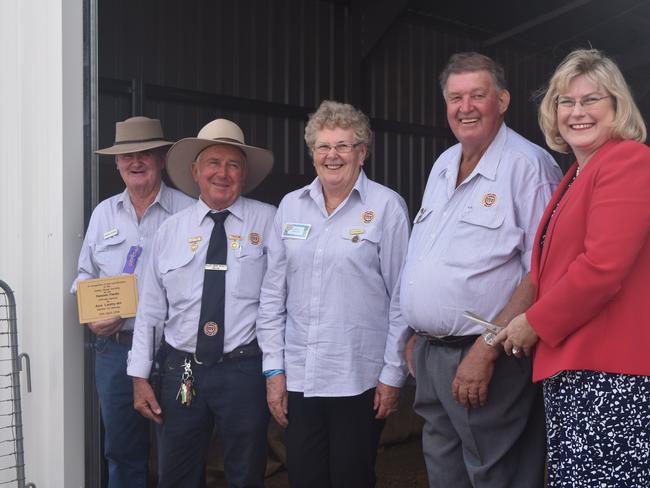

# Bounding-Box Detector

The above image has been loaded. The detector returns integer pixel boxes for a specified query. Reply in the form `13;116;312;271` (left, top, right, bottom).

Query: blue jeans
95;338;149;488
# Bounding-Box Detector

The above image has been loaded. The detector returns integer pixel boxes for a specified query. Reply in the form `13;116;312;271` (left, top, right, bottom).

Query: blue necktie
195;210;229;365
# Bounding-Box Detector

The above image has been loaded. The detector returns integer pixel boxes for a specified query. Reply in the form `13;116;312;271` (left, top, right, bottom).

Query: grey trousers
413;336;546;488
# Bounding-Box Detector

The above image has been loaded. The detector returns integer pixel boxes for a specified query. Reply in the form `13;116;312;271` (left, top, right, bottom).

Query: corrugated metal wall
97;0;560;215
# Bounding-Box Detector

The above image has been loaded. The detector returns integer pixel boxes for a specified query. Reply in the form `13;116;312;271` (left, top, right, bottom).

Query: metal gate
0;281;34;488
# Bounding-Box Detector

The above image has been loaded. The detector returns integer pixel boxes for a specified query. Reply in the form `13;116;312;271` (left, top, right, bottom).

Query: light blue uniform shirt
72;182;195;331
127;196;276;379
257;171;411;397
400;124;562;336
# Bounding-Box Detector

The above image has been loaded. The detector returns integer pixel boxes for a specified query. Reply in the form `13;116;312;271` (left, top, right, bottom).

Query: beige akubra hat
96;116;173;155
166;118;273;197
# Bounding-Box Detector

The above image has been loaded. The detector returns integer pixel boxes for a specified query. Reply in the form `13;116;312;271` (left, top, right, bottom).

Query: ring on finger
512;346;520;354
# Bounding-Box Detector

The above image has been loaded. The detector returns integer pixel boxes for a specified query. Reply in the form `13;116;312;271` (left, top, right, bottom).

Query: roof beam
355;0;409;58
483;0;592;47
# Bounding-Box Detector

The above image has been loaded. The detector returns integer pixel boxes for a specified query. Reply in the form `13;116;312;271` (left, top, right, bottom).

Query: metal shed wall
97;0;560;215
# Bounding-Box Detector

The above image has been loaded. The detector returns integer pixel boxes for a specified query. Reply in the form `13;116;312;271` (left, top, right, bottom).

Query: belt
107;330;133;347
222;339;262;361
167;339;261;365
415;331;480;348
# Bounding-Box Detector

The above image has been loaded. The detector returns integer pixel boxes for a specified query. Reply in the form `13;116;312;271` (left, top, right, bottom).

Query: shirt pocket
234;245;266;300
340;227;381;245
443;207;515;269
337;227;381;277
159;251;198;305
92;235;127;275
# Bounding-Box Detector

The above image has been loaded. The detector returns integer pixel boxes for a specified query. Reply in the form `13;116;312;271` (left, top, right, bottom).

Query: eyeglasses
313;142;362;154
556;95;611;111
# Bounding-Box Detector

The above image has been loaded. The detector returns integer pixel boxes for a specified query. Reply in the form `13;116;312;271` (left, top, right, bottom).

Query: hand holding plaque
76;274;138;324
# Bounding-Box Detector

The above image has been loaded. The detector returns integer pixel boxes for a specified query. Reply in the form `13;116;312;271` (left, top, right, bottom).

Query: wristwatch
482;330;496;346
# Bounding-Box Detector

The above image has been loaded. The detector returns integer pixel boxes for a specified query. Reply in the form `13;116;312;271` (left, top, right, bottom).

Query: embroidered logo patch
482;193;497;207
203;321;219;336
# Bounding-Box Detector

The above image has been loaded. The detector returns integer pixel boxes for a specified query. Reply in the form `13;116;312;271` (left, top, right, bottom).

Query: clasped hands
491;313;539;359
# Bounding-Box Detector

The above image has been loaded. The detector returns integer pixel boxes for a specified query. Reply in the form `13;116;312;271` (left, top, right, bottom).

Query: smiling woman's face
312;126;366;194
557;74;615;164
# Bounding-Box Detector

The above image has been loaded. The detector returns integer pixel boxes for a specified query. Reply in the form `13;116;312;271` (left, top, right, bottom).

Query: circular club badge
203;321;219;336
482;193;497;207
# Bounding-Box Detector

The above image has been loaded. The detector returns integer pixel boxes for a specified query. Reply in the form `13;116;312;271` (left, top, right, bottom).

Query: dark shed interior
95;0;650;216
87;0;650;485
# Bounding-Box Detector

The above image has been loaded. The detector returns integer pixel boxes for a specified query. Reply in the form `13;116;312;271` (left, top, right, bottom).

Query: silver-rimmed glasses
556;95;611;111
313;142;362;154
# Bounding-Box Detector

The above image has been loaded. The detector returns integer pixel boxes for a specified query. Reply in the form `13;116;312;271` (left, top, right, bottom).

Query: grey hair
439;52;507;96
304;100;372;158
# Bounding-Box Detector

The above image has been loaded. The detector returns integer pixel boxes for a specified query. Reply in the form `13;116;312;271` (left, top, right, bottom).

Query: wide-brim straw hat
166;119;273;197
96;116;173;155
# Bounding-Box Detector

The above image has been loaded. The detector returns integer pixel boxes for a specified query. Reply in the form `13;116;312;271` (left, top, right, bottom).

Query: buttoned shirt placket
419;166;480;262
304;196;341;394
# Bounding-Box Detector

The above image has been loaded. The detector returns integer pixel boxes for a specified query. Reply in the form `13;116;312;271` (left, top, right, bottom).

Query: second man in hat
127;119;275;487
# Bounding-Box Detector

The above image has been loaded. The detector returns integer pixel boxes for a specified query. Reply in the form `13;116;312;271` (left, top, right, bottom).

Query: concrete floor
207;385;429;487
213;436;429;488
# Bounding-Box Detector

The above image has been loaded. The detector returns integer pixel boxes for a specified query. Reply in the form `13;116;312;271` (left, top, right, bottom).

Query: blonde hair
538;49;646;153
304;100;372;158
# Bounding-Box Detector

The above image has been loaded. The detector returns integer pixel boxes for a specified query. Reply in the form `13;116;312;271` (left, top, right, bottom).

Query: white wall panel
0;1;85;486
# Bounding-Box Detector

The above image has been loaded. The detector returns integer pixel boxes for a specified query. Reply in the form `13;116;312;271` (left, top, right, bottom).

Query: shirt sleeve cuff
262;353;284;372
126;352;153;379
379;364;408;388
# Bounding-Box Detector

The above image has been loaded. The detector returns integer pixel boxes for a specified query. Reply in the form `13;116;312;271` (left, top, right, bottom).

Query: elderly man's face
192;144;247;210
444;70;510;150
116;149;165;193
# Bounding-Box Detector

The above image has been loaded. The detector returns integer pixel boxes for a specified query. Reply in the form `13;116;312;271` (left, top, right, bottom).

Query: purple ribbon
123;245;143;274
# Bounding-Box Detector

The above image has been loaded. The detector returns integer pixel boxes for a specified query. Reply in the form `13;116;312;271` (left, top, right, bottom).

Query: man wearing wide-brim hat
72;116;195;488
128;118;275;487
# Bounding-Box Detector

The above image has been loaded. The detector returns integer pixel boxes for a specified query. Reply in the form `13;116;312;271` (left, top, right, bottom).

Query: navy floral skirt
543;370;650;487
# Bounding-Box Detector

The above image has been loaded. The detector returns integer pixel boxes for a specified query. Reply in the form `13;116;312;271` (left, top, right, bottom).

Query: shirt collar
301;170;368;205
194;195;243;226
116;187;130;208
436;123;507;183
155;182;174;213
117;182;169;212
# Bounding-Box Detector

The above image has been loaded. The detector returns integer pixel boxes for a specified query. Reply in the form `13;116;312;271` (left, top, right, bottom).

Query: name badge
103;228;119;239
122;246;142;273
282;223;311;240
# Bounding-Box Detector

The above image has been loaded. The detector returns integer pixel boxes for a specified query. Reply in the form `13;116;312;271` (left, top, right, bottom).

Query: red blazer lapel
533;163;578;285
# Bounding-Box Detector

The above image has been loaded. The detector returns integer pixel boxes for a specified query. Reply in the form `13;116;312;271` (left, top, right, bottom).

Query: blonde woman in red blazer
494;49;650;487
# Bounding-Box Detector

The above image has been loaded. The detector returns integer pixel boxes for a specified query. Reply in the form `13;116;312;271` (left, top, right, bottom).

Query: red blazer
527;139;650;382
